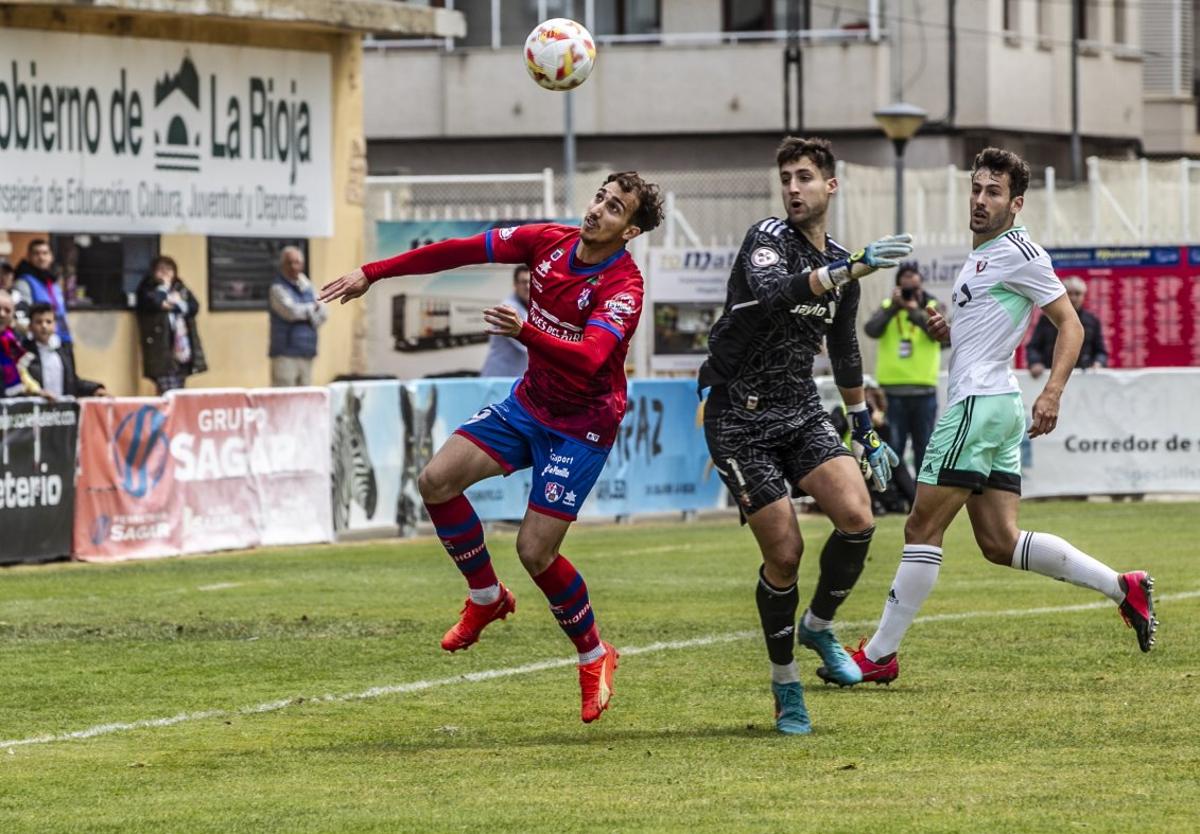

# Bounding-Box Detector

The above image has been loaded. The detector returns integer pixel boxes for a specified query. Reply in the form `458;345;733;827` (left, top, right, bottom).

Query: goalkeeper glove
824;233;914;289
849;403;900;492
853;233;914;269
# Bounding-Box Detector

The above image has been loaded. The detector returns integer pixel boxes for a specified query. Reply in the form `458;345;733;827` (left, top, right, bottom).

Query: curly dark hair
604;171;664;233
972;147;1031;198
775;136;837;178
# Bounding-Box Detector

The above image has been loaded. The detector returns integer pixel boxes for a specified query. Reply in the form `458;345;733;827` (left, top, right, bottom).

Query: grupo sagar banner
74;388;332;561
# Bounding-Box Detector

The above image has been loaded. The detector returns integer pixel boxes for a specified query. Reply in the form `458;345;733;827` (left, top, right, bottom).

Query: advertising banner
0;30;332;236
908;244;1200;369
0;398;78;564
74;389;332;561
1039;246;1200;368
368;220;553;379
329;380;403;538
586;379;725;515
414;378;532;530
1018;369;1200;497
647;248;736;373
379;378;724;528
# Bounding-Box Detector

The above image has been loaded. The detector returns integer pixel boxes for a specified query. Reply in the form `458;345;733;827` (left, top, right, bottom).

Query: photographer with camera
864;264;942;486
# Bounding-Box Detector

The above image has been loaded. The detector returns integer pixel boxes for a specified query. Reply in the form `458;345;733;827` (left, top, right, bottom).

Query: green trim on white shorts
917;392;1025;495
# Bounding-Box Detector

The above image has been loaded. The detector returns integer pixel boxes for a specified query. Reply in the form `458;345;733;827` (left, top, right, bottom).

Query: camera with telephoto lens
900;287;917;301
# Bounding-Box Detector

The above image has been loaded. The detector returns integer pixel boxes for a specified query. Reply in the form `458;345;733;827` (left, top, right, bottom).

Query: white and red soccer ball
524;18;596;92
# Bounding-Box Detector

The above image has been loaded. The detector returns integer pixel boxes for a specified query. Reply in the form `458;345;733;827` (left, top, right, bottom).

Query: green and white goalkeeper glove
849;403;900;492
823;233;914;289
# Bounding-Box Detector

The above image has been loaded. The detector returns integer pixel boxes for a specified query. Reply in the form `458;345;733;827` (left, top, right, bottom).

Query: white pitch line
196;582;243;592
3;589;1196;751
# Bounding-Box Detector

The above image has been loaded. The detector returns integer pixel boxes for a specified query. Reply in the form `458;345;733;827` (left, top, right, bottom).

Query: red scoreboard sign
1022;246;1200;368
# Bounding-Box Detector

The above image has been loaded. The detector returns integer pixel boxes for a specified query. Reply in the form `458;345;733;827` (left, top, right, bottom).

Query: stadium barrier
73;389;333;562
7;371;1194;564
0;398;79;564
328;378;726;539
1016;368;1200;497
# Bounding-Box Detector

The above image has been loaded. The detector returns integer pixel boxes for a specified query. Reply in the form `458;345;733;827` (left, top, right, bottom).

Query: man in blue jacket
13;240;72;364
269;246;327;386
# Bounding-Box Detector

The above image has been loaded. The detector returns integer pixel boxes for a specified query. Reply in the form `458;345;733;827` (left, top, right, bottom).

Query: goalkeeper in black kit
698;136;912;735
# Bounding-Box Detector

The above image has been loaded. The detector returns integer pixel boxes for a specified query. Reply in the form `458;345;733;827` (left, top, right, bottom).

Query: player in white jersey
817;147;1157;686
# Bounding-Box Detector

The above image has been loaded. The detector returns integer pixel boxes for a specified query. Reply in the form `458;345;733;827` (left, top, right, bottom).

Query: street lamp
873;102;927;234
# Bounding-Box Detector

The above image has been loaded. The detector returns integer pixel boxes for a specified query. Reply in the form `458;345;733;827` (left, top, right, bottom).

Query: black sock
756;566;799;666
808;526;874;622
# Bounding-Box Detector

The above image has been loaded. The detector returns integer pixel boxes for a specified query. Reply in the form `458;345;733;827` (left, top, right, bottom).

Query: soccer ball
523;18;596;91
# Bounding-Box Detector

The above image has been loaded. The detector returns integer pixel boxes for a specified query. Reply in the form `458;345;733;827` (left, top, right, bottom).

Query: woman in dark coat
136;256;206;394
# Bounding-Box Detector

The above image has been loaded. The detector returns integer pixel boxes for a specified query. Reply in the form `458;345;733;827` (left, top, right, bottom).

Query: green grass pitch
1;500;1196;833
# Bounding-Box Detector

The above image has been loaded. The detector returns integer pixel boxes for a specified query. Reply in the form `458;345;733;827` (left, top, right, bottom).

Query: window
1113;0;1128;45
500;1;569;46
1076;0;1101;41
207;237;308;311
453;0;494;47
1003;0;1019;33
724;0;774;32
592;0;661;36
50;233;159;310
1035;0;1050;40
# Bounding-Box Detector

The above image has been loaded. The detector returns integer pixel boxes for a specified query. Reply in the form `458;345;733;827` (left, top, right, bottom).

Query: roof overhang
0;0;466;36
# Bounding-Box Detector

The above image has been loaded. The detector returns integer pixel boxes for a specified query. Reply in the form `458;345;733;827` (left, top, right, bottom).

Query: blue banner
588;380;725;516
331;378;726;531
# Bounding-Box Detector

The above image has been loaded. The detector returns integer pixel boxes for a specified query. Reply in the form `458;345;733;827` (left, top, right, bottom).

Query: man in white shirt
821;148;1157;688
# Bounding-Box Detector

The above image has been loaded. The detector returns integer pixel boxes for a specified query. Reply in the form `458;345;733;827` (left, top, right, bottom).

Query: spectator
480;265;531;377
1026;276;1107;377
136;255;206;395
13;240;69;359
22;302;107;399
0;288;41;397
269;246;327;386
863;263;942;477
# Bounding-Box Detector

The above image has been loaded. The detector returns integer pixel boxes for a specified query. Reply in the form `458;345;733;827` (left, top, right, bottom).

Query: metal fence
366;157;1200;252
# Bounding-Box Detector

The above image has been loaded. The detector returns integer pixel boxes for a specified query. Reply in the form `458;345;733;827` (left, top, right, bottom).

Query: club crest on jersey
544;482;565;503
499;226;517;240
976;260;988;273
577;286;593;309
751;247;781;267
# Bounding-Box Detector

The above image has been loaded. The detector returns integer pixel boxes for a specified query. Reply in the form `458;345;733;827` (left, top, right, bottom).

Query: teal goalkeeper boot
771;681;812;735
797;621;864;686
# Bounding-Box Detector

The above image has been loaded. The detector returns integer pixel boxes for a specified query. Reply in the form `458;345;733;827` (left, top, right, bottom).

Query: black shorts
703;394;851;517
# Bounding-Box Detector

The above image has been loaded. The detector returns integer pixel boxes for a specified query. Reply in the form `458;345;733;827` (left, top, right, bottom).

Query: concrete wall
362;0;1144;149
2;7;366;396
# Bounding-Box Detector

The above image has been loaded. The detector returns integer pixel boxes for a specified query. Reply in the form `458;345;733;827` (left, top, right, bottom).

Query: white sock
468;584;501;605
801;608;832;632
864;545;943;661
771;661;800;685
1012;531;1123;602
577;643;607;665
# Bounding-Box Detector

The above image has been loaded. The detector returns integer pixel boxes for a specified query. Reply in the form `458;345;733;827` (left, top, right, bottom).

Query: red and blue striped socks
425;495;500;604
534;554;604;663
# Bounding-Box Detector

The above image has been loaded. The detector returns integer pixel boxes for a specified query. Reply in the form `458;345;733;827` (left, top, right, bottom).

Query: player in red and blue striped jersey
320;173;664;723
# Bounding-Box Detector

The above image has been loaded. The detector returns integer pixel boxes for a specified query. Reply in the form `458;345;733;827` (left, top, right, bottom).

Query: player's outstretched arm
321;234;497;307
319;267;369;305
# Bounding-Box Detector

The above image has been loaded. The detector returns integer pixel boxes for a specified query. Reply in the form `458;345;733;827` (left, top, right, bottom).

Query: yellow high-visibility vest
874;298;941;388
